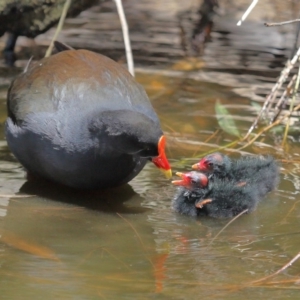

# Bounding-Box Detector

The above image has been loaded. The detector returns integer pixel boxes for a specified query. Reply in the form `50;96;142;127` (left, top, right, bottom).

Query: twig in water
250;251;300;285
45;0;71;57
265;19;300;27
117;213;146;249
280;200;300;225
114;0;135;76
207;209;248;247
191;139;240;160
78;246;132;270
116;213;154;268
204;129;220;144
192;130;220;157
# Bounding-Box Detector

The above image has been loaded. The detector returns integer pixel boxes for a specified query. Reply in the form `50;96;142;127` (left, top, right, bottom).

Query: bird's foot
195;198;212;208
237;181;247;187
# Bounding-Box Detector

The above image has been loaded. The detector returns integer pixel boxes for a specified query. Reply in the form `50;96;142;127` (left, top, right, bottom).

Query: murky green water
0;71;299;299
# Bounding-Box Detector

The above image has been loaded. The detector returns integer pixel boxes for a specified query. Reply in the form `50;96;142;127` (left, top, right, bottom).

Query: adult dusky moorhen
192;152;280;196
5;42;172;189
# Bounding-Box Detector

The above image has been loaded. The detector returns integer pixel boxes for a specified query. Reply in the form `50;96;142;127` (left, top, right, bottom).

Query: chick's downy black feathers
193;152;280;197
195;179;260;218
172;173;260;218
173;152;280;219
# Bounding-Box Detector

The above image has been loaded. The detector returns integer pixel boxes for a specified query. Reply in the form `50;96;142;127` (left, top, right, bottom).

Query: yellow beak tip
175;172;184;177
163;169;172;179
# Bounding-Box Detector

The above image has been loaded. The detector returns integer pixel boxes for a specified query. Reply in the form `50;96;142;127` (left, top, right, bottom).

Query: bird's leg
195;198;212;208
237;181;247;187
3;33;18;66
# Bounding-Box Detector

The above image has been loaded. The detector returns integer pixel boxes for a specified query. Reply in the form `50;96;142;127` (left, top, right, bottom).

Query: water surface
1;0;300;298
0;71;299;299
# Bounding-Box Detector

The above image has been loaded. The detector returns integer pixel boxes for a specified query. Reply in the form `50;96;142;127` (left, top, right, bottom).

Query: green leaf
215;99;241;137
250;101;262;113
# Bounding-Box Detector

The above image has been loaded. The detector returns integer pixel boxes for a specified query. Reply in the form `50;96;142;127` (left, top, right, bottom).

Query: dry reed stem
45;0;71;57
244;45;300;140
238;103;300;150
204;129;220;144
282;61;300;146
78;247;132;271
250;251;300;285
116;213;155;268
190;130;220;157
265;19;300;27
271;75;296;123
236;0;258;26
114;0;135;76
192;140;240;159
280;200;300;224
207;209;248;248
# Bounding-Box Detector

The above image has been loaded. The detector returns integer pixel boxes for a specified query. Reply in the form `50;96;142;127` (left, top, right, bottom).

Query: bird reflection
18;178;149;214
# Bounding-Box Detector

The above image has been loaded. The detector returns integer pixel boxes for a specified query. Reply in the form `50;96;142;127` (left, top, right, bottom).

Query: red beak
172;171;208;188
152;135;172;179
192;163;200;170
171;172;188;186
192;160;205;171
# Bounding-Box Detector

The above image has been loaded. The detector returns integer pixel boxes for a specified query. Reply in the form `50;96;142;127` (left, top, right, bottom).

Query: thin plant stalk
45;0;72;57
282;60;300;146
239;103;300;150
265;19;300;27
237;0;258;26
244;45;300;140
250;252;300;285
114;0;134;76
207;209;248;248
272;75;296;122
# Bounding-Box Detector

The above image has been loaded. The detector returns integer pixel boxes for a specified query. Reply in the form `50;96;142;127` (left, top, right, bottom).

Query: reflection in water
19;179;148;215
0;173;156;298
1;74;300;298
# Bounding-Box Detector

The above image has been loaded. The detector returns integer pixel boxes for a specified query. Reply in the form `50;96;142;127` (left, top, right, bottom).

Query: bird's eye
207;162;213;167
191;179;197;185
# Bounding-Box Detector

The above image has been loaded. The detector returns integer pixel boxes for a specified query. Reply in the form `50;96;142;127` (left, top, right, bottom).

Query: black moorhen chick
192;152;280;196
172;171;260;218
5;42;172;189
